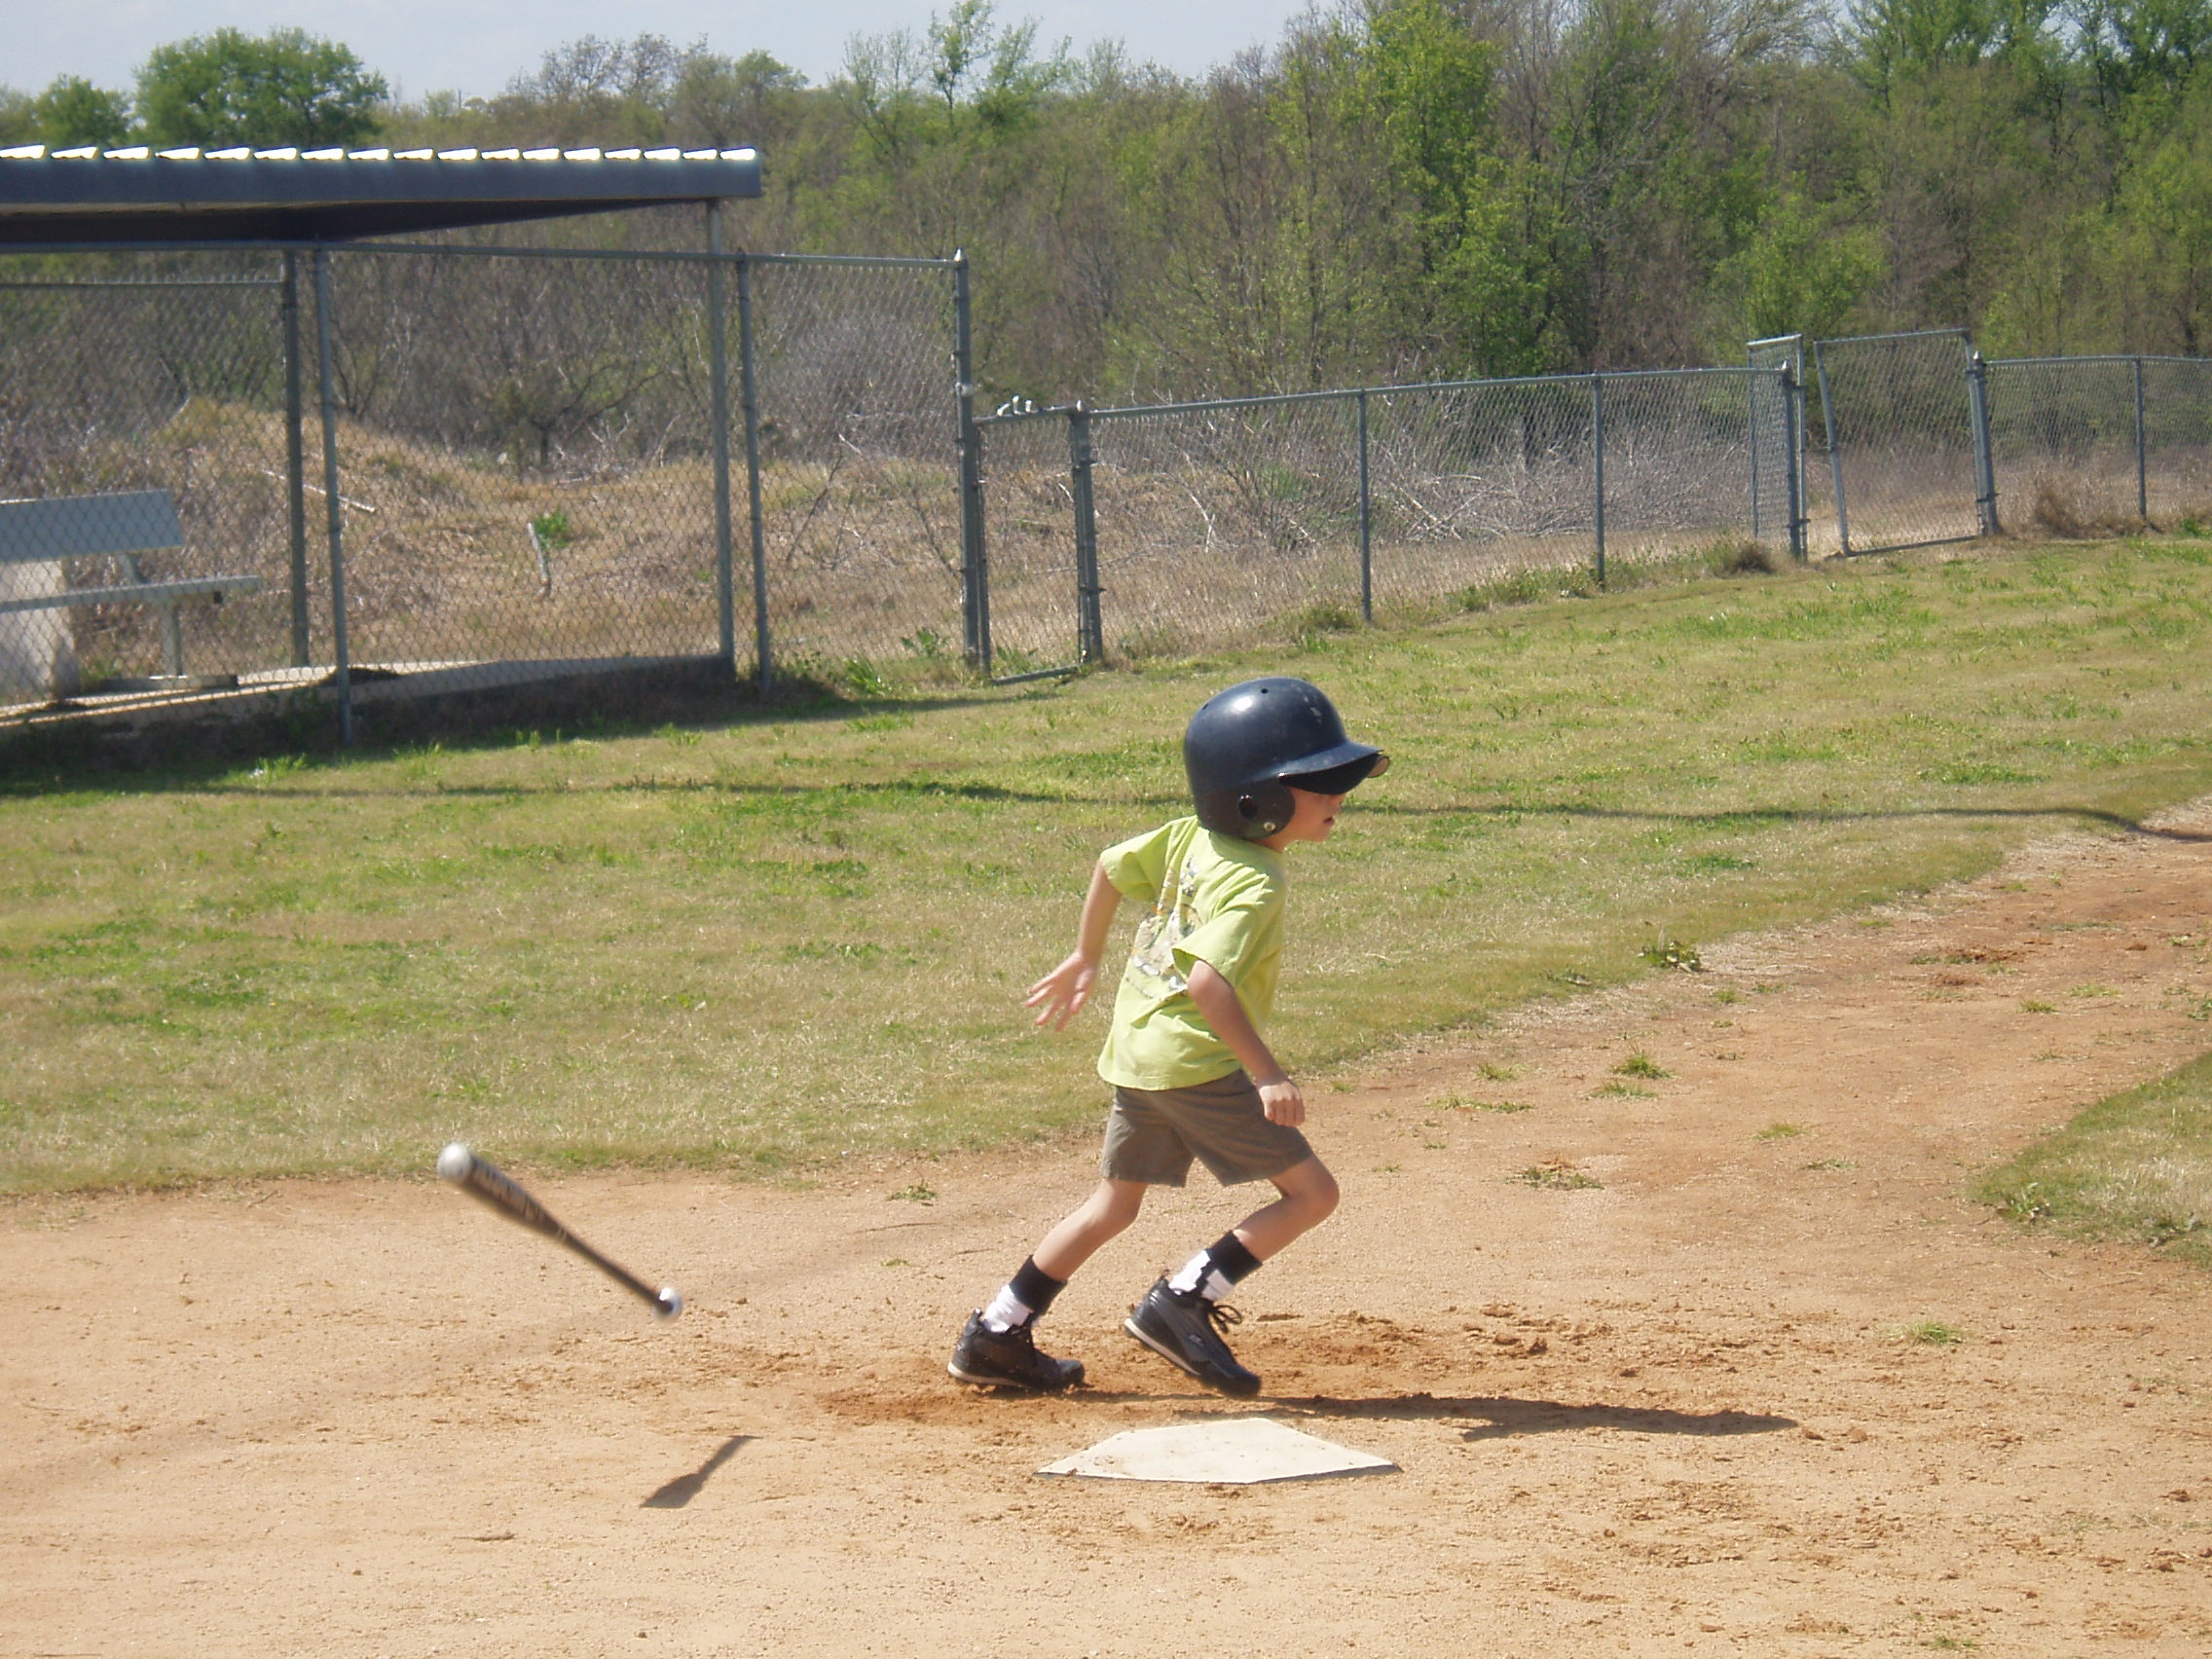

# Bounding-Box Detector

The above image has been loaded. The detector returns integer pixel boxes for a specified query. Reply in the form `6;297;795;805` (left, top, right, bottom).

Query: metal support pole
1816;344;1850;556
1792;357;1810;558
312;247;352;746
1068;404;1103;663
705;203;738;682
735;252;772;698
1356;388;1373;622
1591;373;1606;587
280;251;310;666
2134;355;2149;522
1782;365;1806;563
1747;368;1763;544
953;251;990;671
1968;350;2000;536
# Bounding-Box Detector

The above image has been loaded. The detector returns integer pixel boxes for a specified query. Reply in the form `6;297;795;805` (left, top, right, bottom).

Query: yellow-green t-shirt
1096;815;1287;1090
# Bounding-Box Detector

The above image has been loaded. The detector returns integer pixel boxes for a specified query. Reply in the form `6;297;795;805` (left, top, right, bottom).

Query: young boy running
949;677;1387;1397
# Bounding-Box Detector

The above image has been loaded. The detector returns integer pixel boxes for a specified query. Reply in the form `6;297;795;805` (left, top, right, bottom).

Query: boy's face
1261;786;1349;848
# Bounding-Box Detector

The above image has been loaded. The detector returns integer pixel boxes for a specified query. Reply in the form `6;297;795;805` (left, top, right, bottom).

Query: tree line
9;0;2212;405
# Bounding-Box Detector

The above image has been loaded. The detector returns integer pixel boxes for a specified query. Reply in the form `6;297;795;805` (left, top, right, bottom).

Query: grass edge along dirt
1975;1048;2212;1271
4;533;2212;1195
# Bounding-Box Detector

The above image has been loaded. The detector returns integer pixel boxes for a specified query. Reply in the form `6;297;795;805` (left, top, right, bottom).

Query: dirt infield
5;805;2210;1658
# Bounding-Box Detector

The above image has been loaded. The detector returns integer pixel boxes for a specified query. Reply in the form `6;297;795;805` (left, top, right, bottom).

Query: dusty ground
5;805;2210;1658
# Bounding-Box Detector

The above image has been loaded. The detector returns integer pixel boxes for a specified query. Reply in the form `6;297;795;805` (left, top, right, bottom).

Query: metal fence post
2134;355;2149;522
1591;373;1606;586
1356;388;1373;622
1068;403;1104;662
705;203;738;682
952;251;991;670
1748;369;1763;544
1968;349;2001;536
1780;365;1807;562
279;251;310;667
1816;343;1850;556
1791;358;1810;558
735;252;772;697
311;246;352;747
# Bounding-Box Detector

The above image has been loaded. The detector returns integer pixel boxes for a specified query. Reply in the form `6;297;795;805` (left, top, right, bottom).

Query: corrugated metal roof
0;147;762;244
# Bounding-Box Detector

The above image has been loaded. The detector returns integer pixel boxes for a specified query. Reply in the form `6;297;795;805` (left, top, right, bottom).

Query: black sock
1203;1232;1262;1286
1010;1256;1066;1316
1171;1232;1263;1300
983;1256;1067;1330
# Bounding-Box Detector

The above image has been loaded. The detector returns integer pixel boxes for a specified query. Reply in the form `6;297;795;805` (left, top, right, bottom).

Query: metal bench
0;489;263;683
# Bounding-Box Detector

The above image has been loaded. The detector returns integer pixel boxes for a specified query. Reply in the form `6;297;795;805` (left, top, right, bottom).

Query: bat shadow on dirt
641;1434;753;1508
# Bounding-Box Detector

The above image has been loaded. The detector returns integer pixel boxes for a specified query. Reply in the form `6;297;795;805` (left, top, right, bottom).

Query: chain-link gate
1813;329;1985;555
975;407;1083;676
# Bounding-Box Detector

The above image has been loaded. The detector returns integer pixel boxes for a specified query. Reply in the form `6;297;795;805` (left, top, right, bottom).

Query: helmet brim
1277;744;1388;794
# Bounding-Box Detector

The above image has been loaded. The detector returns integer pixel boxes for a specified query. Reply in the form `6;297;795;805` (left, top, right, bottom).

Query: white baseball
437;1142;473;1183
656;1287;683;1319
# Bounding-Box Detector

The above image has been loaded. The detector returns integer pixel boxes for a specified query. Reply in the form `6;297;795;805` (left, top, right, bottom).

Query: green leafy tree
2114;68;2212;349
1350;0;1541;375
136;27;387;149
2075;0;2212;105
670;51;807;148
28;76;133;148
1732;192;1888;337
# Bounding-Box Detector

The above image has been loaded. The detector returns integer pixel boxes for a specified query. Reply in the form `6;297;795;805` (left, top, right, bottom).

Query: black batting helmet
1184;677;1388;840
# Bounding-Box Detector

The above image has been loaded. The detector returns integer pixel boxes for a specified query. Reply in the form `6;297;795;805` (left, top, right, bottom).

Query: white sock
980;1285;1033;1333
1168;1249;1235;1302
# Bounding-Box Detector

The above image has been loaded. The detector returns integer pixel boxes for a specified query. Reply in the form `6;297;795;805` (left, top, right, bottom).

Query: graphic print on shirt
1126;856;1202;999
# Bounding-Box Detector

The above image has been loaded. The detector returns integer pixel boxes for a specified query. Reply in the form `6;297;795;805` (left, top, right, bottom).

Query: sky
15;3;1318;101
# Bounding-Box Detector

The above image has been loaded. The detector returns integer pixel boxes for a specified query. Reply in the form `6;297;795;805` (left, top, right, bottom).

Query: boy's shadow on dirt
1272;1393;1794;1440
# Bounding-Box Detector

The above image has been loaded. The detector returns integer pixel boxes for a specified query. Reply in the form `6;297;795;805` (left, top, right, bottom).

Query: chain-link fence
0;265;304;696
13;257;2212;725
743;258;965;682
978;367;1790;664
1984;354;2212;534
0;244;963;723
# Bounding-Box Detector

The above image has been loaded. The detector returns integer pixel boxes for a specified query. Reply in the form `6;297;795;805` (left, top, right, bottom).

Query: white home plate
1037;1417;1397;1485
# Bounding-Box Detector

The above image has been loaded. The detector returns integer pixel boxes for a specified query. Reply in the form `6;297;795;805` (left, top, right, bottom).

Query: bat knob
437;1142;473;1184
654;1287;682;1319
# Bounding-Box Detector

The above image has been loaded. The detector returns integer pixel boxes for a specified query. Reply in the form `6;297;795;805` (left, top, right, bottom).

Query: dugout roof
0;145;762;245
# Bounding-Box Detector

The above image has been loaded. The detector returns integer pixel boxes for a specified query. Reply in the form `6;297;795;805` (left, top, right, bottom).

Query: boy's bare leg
1228;1156;1339;1261
1127;1157;1340;1399
952;1179;1146;1391
1033;1177;1148;1280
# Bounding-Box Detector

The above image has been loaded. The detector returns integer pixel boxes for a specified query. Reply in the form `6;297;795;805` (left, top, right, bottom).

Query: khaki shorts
1100;1071;1314;1188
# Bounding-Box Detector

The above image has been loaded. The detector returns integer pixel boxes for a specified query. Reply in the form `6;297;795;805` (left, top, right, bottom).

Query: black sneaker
1124;1276;1261;1398
948;1311;1086;1391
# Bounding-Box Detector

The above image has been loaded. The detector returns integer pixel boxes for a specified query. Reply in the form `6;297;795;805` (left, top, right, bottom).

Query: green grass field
4;536;2212;1193
1975;1050;2212;1269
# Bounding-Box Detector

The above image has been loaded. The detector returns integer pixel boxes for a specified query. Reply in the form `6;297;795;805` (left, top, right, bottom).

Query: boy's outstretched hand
1024;953;1097;1030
